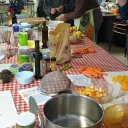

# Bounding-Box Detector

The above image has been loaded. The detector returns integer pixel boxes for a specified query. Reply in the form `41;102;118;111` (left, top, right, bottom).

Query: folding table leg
109;31;114;51
0;13;3;24
124;46;127;57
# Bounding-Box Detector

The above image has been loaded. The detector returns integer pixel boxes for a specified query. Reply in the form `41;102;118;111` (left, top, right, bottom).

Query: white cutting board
104;71;128;84
104;71;128;98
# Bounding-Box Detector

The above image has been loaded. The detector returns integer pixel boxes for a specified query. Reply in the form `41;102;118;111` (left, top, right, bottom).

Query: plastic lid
51;57;56;61
16;112;36;126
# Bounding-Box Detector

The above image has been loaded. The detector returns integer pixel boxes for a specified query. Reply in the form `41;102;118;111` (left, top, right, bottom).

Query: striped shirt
43;0;75;15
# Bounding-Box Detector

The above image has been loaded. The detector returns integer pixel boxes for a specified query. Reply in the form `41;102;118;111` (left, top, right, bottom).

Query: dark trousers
65;20;74;26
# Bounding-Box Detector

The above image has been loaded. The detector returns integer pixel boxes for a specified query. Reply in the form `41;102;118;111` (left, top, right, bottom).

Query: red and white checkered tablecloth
0;37;128;128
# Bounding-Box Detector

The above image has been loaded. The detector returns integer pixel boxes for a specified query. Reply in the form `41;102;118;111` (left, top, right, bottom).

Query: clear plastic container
16;112;36;128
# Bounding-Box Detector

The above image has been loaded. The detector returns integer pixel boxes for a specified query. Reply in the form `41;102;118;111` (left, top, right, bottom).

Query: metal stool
109;22;128;57
31;10;37;17
27;2;35;16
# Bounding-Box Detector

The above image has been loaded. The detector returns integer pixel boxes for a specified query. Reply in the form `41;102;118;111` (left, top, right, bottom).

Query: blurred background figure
118;0;128;57
43;0;75;26
56;0;103;42
118;0;128;19
37;0;47;18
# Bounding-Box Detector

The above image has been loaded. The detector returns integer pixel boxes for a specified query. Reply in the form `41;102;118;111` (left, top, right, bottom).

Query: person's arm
63;0;75;13
64;0;87;20
43;0;53;16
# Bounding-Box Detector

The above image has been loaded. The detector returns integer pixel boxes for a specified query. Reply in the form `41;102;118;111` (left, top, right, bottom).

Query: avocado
0;69;12;84
1;69;12;76
0;74;11;84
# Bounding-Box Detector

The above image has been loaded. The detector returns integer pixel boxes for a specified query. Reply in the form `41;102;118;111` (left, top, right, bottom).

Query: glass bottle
42;21;48;48
50;57;57;71
33;40;43;79
12;14;17;24
45;58;51;72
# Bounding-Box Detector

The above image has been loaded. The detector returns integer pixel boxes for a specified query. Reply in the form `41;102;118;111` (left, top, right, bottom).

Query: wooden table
0;2;9;5
0;37;128;128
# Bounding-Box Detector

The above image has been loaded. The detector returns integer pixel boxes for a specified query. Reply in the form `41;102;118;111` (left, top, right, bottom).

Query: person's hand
56;6;64;13
56;14;66;21
50;8;57;14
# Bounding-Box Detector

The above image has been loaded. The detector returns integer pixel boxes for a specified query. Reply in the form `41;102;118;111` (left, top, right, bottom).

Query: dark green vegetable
0;69;12;84
60;64;69;70
1;69;12;76
0;74;11;84
60;64;72;71
62;66;72;71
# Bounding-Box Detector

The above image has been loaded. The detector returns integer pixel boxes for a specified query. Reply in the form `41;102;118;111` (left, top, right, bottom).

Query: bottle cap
43;21;47;25
45;58;50;61
51;57;56;61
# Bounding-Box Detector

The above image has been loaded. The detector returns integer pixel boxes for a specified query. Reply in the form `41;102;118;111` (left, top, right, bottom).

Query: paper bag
49;23;71;64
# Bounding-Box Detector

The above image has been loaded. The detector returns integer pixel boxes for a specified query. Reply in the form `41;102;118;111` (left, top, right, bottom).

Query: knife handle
38;112;44;128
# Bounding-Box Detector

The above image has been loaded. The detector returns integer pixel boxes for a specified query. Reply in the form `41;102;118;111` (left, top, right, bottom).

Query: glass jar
45;58;51;72
16;112;36;128
50;57;57;71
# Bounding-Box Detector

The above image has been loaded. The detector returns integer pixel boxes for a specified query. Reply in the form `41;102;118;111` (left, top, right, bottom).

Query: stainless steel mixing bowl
43;94;104;128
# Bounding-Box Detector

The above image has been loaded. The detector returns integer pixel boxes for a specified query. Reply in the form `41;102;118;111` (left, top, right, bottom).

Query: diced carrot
87;67;103;72
93;70;103;74
102;72;108;76
77;66;87;72
82;71;93;78
88;48;96;53
82;70;99;78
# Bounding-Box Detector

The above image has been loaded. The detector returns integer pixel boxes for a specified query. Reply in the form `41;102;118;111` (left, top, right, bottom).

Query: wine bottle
33;40;43;79
42;21;48;48
12;14;17;24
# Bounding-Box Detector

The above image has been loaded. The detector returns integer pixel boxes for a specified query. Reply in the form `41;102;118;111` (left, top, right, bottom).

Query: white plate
104;71;128;98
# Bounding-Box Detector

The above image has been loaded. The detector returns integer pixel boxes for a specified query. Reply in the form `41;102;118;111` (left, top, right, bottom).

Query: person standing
118;0;128;19
37;0;47;17
56;0;103;42
118;0;128;57
43;0;75;26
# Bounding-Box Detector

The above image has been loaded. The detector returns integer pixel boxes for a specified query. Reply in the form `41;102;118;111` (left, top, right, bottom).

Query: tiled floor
98;42;128;66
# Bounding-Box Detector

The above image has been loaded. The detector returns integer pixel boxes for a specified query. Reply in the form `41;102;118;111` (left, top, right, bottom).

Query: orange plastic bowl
103;104;128;128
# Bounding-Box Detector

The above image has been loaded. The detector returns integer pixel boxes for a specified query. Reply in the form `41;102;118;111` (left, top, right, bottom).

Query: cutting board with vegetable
104;71;128;91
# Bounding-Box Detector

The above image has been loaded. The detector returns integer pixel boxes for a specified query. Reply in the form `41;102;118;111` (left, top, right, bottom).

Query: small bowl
103;104;128;128
15;71;34;85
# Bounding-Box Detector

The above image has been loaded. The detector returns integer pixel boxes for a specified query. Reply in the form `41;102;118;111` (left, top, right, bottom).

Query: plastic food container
72;78;113;104
16;112;36;128
15;71;34;85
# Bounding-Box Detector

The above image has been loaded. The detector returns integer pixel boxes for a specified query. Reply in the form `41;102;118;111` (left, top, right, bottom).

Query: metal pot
43;94;104;128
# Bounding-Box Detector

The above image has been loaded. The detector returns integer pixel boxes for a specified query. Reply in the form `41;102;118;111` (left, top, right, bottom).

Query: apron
79;7;99;42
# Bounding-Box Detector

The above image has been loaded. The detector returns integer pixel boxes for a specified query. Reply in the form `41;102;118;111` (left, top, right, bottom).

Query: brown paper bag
49;23;71;64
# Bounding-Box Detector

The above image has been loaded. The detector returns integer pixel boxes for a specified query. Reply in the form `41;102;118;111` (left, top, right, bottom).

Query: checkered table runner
0;37;128;128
